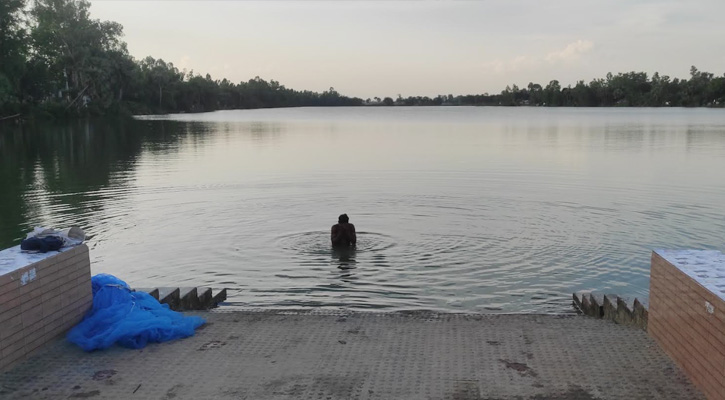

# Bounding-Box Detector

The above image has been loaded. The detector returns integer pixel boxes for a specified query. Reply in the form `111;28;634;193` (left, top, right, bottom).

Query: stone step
134;286;229;311
212;288;227;304
572;291;648;331
157;287;181;309
196;287;212;308
179;287;201;310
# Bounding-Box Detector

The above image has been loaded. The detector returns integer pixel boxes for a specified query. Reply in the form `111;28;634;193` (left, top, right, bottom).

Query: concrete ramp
0;310;703;399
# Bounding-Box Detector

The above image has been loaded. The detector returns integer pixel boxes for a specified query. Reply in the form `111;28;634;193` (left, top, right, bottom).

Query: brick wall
649;251;725;400
0;244;92;373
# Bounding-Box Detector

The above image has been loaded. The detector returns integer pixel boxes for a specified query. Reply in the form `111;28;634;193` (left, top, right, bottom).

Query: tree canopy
391;68;725;108
0;0;362;118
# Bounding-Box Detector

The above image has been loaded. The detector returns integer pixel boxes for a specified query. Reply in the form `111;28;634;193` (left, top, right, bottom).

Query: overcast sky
88;0;725;99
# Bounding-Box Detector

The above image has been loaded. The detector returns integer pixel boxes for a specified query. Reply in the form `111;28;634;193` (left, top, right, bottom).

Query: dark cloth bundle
20;236;64;253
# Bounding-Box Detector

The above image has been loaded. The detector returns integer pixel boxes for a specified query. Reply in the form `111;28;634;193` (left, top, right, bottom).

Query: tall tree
30;0;130;110
0;0;27;114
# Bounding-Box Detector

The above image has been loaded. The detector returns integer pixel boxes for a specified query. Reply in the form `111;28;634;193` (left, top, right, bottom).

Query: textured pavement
0;310;703;400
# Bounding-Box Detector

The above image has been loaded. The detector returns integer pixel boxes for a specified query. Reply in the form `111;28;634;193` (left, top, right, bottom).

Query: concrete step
196;287;212;308
157;287;181;310
134;286;229;311
179;287;201;310
572;291;648;330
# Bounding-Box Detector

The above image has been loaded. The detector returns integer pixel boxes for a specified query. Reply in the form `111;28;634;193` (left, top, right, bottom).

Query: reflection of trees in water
248;122;284;143
0;119;203;247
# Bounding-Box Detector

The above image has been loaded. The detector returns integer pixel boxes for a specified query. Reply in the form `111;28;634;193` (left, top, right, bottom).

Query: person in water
331;214;356;247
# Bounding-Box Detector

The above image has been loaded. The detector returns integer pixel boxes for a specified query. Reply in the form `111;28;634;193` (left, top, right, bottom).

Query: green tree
543;80;562;106
0;0;28;114
527;83;543;105
30;0;130;112
138;57;184;111
500;85;514;106
570;80;597;106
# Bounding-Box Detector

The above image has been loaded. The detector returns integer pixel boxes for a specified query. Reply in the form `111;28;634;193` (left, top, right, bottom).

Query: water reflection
333;246;357;269
0;119;211;246
2;108;725;313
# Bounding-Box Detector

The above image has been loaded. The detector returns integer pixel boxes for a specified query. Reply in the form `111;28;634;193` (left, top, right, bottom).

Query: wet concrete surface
0;310;703;399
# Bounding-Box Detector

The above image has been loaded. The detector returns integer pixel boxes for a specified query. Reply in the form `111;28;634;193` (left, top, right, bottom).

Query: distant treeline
392;67;725;108
1;0;724;119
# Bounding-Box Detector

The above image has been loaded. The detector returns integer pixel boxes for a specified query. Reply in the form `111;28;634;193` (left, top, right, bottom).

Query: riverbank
0;309;702;399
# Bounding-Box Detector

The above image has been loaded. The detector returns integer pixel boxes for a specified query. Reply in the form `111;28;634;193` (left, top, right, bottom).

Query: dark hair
338;214;349;223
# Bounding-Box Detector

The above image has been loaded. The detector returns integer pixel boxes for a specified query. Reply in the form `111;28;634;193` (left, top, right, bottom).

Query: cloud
544;40;594;63
482;40;594;74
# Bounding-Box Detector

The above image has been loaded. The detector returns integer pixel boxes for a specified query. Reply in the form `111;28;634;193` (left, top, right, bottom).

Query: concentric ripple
276;231;397;254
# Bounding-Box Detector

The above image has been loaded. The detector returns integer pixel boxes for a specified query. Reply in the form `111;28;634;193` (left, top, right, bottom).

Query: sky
88;0;725;99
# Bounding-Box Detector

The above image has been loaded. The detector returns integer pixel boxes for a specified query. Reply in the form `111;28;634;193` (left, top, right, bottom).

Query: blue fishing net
67;274;205;351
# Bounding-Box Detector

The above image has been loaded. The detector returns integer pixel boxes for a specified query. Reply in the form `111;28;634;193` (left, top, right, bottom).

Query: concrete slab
0;310;703;400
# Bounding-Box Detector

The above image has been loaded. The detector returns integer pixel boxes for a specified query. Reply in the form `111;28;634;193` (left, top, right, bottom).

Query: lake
1;107;724;313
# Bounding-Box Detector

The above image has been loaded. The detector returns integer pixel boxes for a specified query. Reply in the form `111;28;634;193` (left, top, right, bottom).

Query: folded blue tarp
67;274;205;351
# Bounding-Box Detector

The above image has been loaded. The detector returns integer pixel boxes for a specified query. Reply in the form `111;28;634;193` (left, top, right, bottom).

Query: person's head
338;214;349;224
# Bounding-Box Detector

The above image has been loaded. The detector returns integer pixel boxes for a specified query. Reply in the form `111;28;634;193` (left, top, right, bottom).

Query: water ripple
5;108;725;314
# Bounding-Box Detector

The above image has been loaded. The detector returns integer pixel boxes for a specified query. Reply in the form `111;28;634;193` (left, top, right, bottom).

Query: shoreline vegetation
2;1;725;121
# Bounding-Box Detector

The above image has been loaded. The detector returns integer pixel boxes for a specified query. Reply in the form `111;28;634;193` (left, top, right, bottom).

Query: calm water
1;107;725;313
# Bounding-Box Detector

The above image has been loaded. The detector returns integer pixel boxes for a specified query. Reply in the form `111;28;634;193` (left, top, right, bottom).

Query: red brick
0;272;19;289
653;262;725;332
0;312;23;340
650;318;723;397
17;275;43;297
19;288;43;312
0;326;25;352
42;293;64;319
0;267;30;289
0;331;25;358
650;289;723;354
0;277;17;294
0;286;21;312
650;252;725;398
24;332;53;359
22;318;48;345
0;345;26;370
59;256;83;274
659;273;725;337
29;258;54;275
39;283;64;304
75;276;91;291
650;286;725;352
21;302;45;327
63;308;85;327
43;311;66;335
